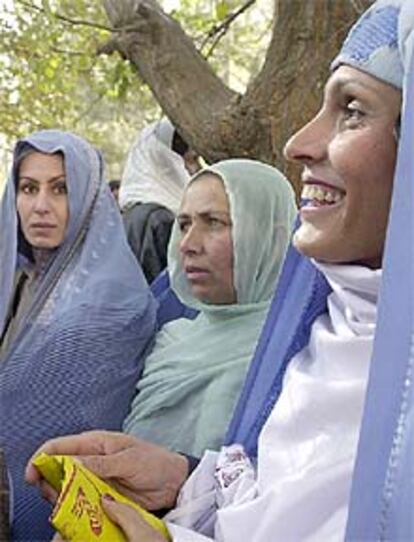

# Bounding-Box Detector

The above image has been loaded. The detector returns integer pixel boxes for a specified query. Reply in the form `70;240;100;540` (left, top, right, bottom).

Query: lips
29;223;57;235
301;178;346;208
184;265;210;281
30;222;56;228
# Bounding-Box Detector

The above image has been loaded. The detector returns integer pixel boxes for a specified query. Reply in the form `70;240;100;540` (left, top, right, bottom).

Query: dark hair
171;130;189;157
109;179;121;191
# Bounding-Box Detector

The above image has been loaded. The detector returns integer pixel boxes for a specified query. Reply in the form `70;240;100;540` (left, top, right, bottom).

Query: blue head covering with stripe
0;130;157;539
227;1;414;539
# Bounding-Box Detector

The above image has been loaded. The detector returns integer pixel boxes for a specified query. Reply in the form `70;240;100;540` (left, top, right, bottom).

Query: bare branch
201;0;257;56
15;0;114;33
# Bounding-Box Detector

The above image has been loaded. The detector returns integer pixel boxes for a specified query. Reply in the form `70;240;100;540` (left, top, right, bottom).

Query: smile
301;184;345;205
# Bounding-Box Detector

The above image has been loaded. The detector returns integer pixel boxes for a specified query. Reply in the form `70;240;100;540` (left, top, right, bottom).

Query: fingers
101;496;166;541
51;533;66;542
38;479;59;504
25;431;136;483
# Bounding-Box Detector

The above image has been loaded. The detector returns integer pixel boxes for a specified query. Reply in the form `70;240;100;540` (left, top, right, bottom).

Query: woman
0;130;157;540
29;1;414;540
123;159;297;456
120;119;195;283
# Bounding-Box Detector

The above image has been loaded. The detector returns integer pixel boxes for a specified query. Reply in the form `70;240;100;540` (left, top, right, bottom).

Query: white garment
119;120;190;213
166;262;381;541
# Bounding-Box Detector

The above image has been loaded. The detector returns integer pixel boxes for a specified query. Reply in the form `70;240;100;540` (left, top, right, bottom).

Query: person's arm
25;431;189;511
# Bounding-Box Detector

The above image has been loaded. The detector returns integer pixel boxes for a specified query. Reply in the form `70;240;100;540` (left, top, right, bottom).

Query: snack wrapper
32;453;171;541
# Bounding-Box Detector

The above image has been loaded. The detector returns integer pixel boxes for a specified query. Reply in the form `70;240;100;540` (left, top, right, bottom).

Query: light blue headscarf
332;2;414;539
227;2;414;540
0;130;157;540
123;159;296;456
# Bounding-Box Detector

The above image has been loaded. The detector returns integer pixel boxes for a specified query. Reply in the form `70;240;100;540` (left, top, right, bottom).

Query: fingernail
102;493;115;502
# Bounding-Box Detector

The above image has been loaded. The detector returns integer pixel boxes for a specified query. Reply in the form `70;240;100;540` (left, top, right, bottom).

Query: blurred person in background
120;119;201;283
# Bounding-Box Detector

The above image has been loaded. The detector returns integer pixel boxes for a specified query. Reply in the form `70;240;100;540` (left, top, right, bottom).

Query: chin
293;228;340;263
30;240;61;250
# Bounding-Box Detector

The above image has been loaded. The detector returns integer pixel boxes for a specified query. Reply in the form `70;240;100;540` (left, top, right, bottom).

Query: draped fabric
346;3;414;538
226;1;414;539
0;130;157;540
123;159;297;456
225;240;331;457
119;120;190;213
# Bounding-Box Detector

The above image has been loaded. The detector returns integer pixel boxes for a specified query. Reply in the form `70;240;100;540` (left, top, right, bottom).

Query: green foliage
0;0;272;176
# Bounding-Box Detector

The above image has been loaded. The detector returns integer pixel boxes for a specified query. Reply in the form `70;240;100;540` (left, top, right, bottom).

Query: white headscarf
119;119;190;213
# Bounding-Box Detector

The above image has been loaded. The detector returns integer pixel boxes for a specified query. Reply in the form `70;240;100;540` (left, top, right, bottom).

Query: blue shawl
0;130;156;540
226;2;414;539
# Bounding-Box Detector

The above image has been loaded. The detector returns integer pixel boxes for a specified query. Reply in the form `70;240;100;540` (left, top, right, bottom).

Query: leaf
216;1;229;21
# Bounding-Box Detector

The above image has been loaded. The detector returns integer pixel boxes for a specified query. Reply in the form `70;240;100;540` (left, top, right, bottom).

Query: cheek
16;198;29;225
58;200;70;229
214;235;234;281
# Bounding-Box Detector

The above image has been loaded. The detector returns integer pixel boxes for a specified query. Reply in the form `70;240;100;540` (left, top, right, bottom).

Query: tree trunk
103;0;373;193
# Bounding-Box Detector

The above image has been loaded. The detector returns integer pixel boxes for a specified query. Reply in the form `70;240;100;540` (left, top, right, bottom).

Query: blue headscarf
0;130;157;540
227;1;414;539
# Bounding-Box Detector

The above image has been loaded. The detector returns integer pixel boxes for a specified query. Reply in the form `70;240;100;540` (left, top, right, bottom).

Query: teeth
301;184;344;204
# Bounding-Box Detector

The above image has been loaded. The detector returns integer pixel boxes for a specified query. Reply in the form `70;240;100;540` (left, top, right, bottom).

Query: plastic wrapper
32;453;171;541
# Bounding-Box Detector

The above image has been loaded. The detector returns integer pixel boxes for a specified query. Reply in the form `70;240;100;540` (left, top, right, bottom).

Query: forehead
18;151;64;178
180;173;229;212
325;65;401;104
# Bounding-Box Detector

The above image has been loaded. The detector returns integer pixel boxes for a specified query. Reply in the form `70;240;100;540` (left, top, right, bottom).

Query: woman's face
177;174;236;304
284;65;401;268
16;152;69;250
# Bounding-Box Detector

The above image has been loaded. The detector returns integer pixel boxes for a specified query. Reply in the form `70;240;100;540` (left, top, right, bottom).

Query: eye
177;218;191;233
341;97;365;126
52;180;67;195
18;182;37;195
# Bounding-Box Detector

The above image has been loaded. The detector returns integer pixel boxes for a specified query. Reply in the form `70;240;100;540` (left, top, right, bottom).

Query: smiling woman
0;130;156;539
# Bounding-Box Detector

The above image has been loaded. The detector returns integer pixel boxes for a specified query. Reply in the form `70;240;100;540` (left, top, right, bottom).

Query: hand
102;496;167;542
25;431;189;511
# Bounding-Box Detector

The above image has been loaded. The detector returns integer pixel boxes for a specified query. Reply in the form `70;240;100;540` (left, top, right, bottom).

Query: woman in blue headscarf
28;1;414;540
0;130;157;540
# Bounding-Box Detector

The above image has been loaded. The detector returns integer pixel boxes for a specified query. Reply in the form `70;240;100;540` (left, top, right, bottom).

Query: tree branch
15;0;114;33
200;0;257;57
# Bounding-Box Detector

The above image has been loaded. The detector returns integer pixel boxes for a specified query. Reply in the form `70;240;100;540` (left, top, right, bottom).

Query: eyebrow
177;210;231;220
18;174;66;183
326;75;378;96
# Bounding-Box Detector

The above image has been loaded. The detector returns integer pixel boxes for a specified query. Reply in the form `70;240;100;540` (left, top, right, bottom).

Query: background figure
0;130;156;540
108;179;121;206
120;119;200;283
0;450;10;542
123;159;296;456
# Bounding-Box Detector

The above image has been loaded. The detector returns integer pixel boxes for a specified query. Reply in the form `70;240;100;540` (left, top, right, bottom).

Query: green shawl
123;159;297;456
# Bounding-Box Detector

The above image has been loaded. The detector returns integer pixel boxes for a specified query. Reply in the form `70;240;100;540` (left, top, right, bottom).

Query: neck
32;248;55;275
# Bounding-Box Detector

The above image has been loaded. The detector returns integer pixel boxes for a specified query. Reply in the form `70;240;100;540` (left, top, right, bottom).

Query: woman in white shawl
120;119;193;283
123;159;296;456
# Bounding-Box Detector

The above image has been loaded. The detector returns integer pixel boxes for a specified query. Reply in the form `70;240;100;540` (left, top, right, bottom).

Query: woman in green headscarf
123;159;296;456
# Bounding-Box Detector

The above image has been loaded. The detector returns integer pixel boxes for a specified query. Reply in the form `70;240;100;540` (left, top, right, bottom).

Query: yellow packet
32;452;171;541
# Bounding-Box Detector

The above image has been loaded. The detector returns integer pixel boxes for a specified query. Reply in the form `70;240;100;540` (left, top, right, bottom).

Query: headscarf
119;119;190;213
123;159;296;456
0;130;157;540
333;2;414;539
226;1;414;540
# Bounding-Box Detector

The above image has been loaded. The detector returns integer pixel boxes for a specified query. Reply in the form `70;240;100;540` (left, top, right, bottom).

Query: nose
32;189;51;215
283;111;329;165
179;224;203;255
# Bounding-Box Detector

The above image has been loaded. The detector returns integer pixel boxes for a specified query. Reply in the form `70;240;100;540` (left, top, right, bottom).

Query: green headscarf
123;159;297;456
